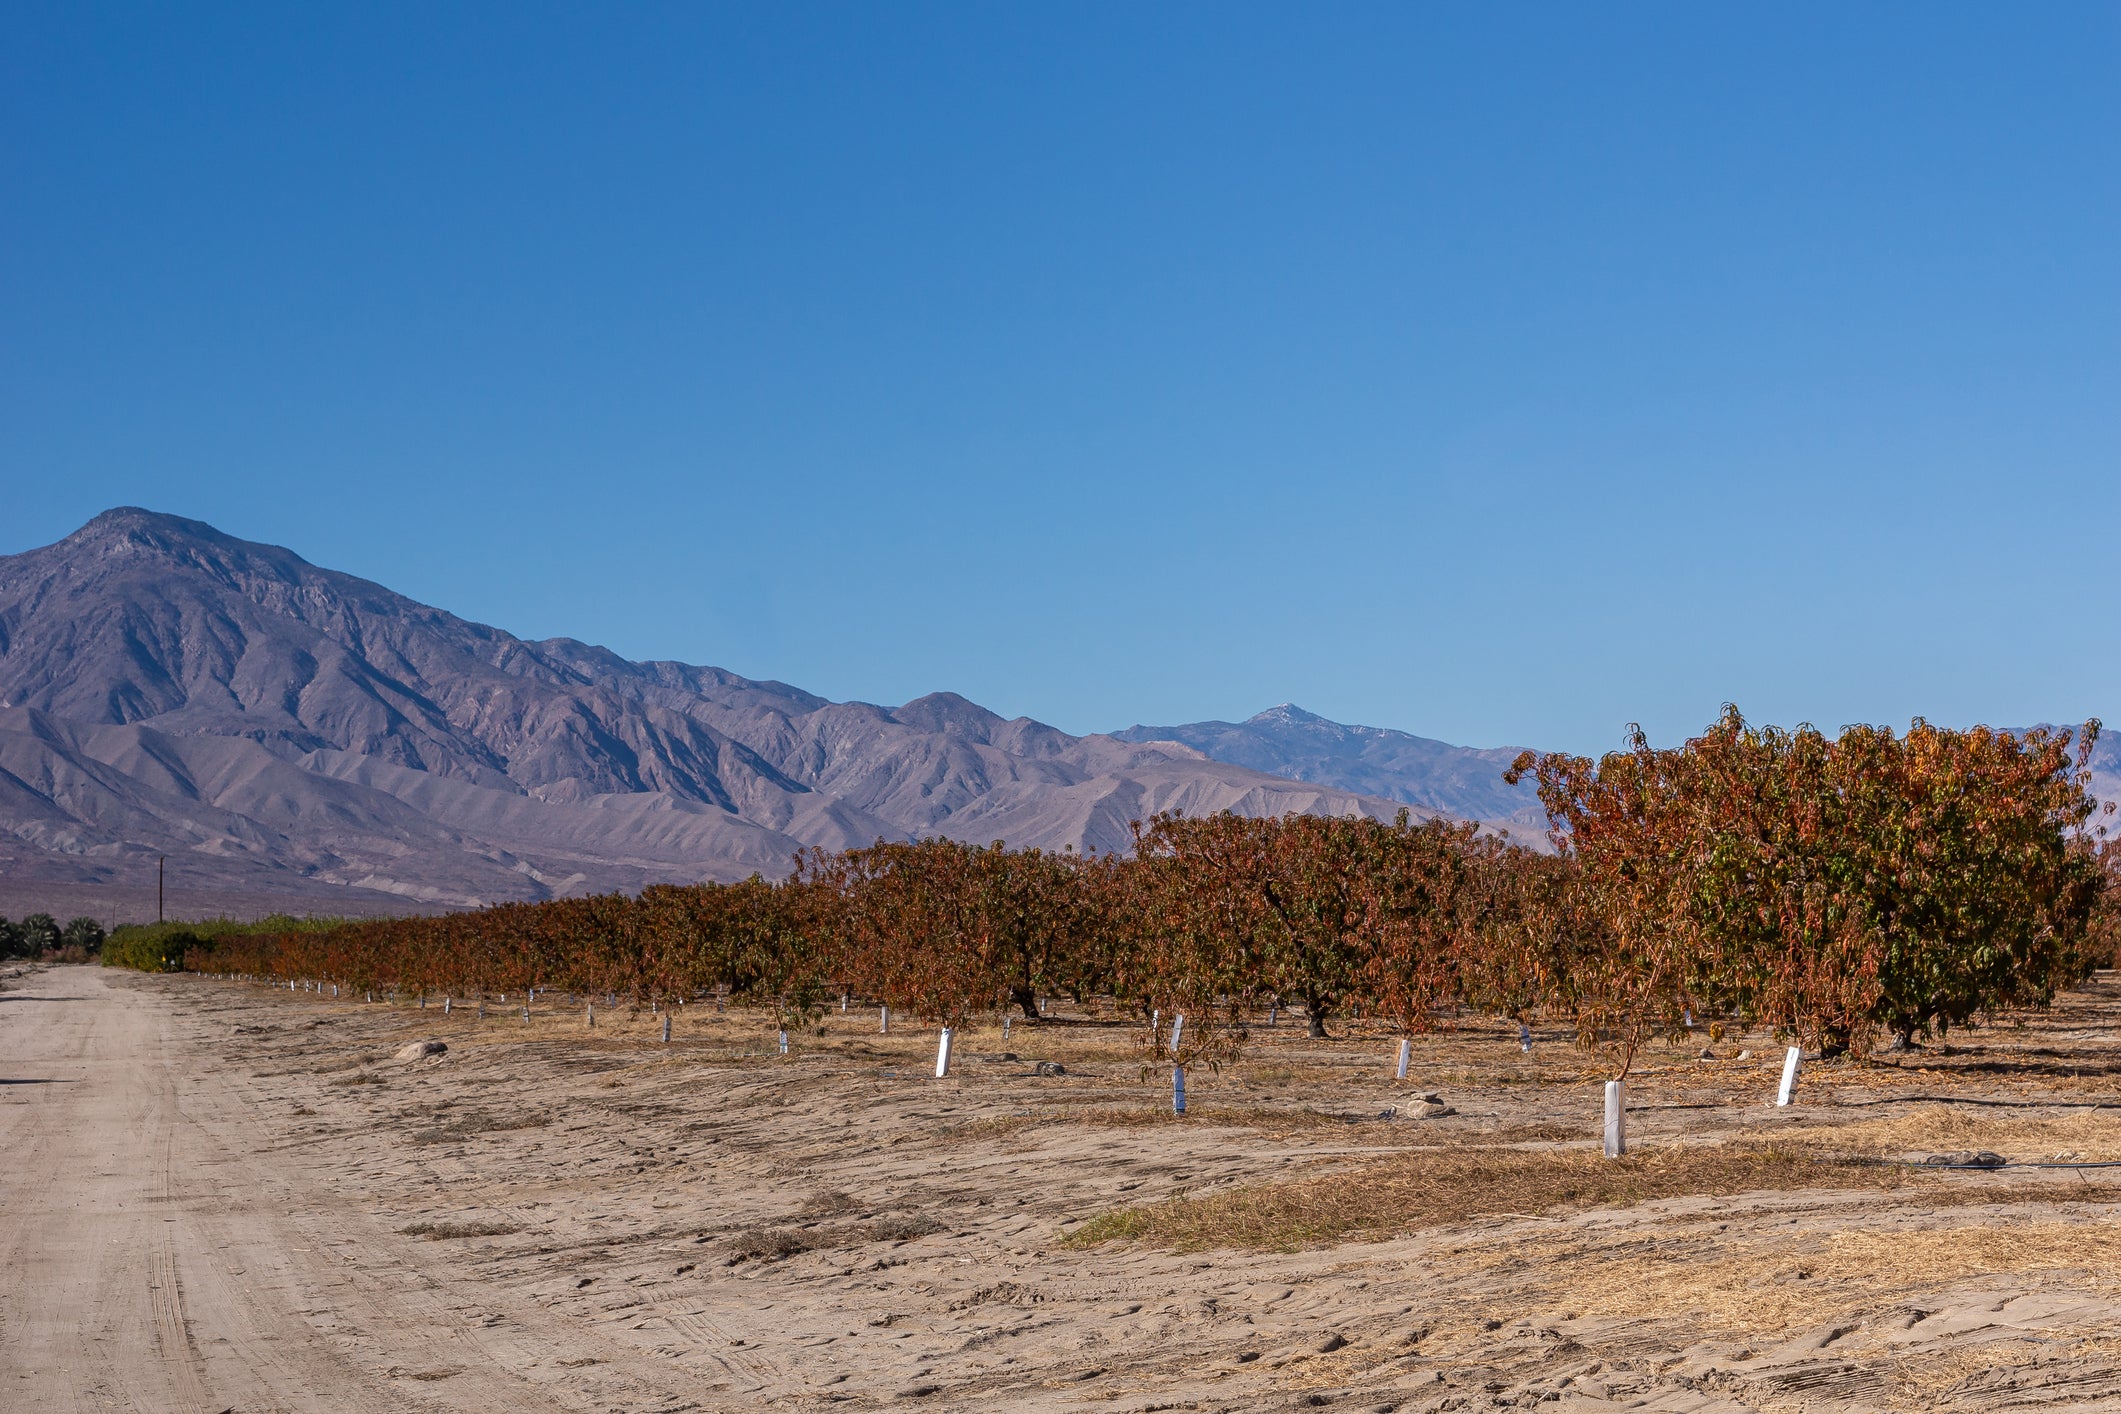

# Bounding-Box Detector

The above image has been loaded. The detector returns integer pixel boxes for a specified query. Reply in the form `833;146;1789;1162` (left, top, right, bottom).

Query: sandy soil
6;964;2121;1413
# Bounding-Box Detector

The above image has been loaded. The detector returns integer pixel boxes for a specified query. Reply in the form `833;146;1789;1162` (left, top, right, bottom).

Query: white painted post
1172;1064;1187;1115
1776;1046;1803;1107
1169;1014;1185;1057
1268;1004;1277;1027
420;994;427;1009
1150;1008;1159;1037
522;1002;530;1022
778;1029;790;1055
880;1005;890;1034
1395;1038;1411;1080
586;1003;594;1028
444;997;451;1016
1002;1014;1012;1041
662;1014;671;1044
841;992;849;1013
1603;1080;1627;1157
477;998;485;1019
935;1027;954;1078
1038;996;1047;1016
1519;1022;1532;1053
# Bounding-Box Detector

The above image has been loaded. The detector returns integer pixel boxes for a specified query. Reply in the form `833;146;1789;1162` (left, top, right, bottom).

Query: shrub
103;924;204;972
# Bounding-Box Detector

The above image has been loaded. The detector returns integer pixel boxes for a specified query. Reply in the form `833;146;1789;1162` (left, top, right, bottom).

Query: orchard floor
7;967;2121;1414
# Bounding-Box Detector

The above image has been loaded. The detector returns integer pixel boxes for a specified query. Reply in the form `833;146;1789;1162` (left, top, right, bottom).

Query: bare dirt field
6;965;2121;1412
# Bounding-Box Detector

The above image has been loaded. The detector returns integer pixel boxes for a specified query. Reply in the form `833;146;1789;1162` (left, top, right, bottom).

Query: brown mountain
0;509;1445;921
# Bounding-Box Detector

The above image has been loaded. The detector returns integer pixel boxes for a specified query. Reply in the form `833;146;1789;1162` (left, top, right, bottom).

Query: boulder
394;1039;448;1061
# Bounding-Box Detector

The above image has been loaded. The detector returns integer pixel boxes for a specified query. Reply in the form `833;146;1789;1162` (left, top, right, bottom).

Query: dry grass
795;1189;863;1219
942;1101;1391;1145
399;1219;522;1240
1065;1144;1943;1251
1488;1120;1597;1143
1468;1212;2121;1336
407;1111;548;1146
722;1214;942;1264
1778;1102;2121;1162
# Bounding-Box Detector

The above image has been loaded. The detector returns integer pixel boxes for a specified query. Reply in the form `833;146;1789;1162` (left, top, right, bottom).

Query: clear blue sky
4;4;2116;755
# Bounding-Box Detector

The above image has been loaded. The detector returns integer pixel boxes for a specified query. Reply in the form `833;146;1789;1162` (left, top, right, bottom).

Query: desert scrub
1063;1144;1949;1252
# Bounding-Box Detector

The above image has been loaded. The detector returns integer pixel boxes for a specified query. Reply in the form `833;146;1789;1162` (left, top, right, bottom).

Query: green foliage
103;915;354;972
103;925;200;972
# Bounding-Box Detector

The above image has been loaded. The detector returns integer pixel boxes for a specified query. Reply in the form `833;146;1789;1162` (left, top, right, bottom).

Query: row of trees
1;914;106;959
165;711;2120;1075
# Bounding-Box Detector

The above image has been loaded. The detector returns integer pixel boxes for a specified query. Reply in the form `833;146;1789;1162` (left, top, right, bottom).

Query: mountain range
0;510;1537;922
12;510;2101;925
1117;704;1546;832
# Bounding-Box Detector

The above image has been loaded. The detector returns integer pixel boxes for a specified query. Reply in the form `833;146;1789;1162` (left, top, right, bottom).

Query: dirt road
0;964;672;1411
9;964;2121;1413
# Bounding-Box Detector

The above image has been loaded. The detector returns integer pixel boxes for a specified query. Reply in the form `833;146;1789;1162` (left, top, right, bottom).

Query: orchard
157;711;2119;1085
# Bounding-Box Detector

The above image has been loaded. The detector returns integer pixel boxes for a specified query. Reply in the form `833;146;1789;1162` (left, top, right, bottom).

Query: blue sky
4;4;2116;755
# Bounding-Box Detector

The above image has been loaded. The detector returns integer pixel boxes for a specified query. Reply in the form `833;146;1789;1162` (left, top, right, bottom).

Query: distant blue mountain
1115;704;1547;835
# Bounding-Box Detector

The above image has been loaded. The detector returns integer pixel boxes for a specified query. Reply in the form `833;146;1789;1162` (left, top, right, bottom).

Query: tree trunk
1305;994;1331;1040
1010;985;1040;1020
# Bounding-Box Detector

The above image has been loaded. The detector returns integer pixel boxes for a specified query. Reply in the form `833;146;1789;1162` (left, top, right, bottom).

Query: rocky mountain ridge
0;510;1488;919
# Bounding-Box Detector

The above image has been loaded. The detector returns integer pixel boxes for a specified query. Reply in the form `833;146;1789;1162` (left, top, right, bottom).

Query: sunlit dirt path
0;965;700;1413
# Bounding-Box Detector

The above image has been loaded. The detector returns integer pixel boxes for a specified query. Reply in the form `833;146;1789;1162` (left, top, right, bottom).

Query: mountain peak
39;507;316;581
68;506;240;546
892;691;1008;739
81;505;207;533
1248;703;1328;726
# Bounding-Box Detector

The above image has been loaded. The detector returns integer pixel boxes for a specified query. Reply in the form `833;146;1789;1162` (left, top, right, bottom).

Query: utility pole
158;856;165;924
